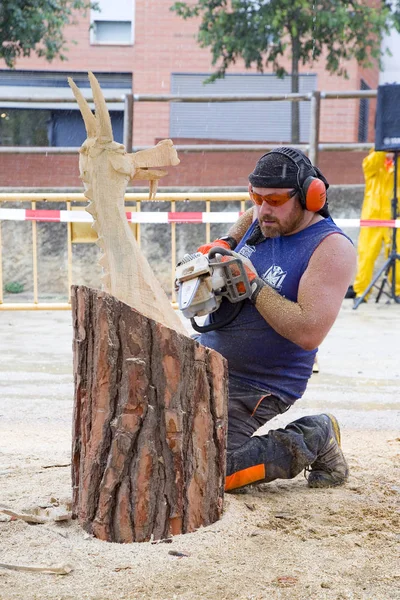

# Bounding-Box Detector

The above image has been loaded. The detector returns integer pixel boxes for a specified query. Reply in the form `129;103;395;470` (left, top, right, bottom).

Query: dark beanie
248;147;329;191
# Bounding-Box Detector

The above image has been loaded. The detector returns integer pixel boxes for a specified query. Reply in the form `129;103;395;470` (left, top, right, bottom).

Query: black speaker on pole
375;83;400;151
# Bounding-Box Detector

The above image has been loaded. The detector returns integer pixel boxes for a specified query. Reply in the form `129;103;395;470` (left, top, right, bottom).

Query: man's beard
259;204;304;238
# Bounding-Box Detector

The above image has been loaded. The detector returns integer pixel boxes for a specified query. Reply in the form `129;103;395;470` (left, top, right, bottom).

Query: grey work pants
226;376;330;490
227;375;290;450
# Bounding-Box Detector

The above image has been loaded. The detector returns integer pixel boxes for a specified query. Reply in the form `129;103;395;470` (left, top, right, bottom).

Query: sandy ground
0;300;399;600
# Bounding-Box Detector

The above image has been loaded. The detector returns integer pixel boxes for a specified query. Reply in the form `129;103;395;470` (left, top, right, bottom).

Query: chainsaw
175;247;252;333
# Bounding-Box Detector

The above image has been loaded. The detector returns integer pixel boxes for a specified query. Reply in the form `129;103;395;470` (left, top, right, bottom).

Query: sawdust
0;307;399;600
0;425;399;600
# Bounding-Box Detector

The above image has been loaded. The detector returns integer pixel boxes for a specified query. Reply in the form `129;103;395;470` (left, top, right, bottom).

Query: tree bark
71;285;228;543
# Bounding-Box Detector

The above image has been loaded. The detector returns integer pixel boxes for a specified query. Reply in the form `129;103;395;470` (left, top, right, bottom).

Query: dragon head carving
68;71;180;199
67;72;187;335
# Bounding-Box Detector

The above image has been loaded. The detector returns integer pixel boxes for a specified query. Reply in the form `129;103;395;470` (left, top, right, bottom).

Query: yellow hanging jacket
361;150;400;220
353;150;400;297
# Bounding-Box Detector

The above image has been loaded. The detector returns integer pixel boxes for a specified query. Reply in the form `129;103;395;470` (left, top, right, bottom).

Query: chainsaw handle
207;246;233;259
190;301;244;333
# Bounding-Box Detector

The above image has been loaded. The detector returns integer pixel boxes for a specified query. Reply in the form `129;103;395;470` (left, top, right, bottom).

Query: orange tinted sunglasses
250;188;297;207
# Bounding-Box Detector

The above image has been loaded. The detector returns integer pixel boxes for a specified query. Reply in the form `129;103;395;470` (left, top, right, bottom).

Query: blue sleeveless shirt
199;217;349;404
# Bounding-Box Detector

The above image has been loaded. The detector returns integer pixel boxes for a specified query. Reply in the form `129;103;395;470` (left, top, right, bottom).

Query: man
346;149;400;301
191;147;356;492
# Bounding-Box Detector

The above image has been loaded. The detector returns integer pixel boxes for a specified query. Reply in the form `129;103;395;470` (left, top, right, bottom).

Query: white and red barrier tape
0;208;240;224
0;208;400;228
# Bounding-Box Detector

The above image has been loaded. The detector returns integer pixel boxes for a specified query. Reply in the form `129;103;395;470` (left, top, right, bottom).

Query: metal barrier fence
1;192;399;310
0;192;249;310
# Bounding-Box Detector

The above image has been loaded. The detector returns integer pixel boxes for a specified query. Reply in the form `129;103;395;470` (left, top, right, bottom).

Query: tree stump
71;285;228;543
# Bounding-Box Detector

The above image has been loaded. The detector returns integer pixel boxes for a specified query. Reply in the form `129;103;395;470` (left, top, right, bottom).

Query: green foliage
0;0;98;68
5;281;24;294
171;0;396;82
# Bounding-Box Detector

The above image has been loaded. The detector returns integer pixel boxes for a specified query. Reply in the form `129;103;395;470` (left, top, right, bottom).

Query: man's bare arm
252;234;356;350
226;207;255;245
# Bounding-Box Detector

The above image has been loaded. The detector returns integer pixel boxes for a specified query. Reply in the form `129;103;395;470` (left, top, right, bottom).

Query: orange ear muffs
302;176;327;212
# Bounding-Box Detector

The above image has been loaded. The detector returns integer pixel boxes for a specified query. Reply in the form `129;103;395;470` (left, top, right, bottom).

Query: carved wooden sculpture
69;74;228;543
68;72;186;335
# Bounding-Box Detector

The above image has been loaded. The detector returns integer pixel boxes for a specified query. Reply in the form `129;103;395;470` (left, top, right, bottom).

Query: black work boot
306;414;349;488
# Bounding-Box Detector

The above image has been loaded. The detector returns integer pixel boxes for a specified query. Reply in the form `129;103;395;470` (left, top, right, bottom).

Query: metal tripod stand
353;150;400;310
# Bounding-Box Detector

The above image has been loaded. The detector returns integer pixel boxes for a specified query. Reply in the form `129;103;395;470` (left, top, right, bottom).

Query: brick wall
0;149;368;188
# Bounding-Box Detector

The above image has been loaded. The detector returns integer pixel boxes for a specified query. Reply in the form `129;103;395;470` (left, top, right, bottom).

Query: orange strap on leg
225;463;266;491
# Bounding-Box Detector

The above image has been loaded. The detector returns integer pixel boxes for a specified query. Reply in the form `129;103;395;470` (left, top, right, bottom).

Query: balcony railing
0;89;377;164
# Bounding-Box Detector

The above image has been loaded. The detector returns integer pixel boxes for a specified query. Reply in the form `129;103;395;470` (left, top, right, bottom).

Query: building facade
0;0;381;187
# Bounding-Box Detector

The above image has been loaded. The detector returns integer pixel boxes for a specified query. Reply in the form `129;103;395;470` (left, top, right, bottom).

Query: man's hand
219;254;265;303
197;236;237;255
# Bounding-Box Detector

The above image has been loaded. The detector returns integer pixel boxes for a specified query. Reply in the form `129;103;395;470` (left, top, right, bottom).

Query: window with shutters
170;73;317;143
